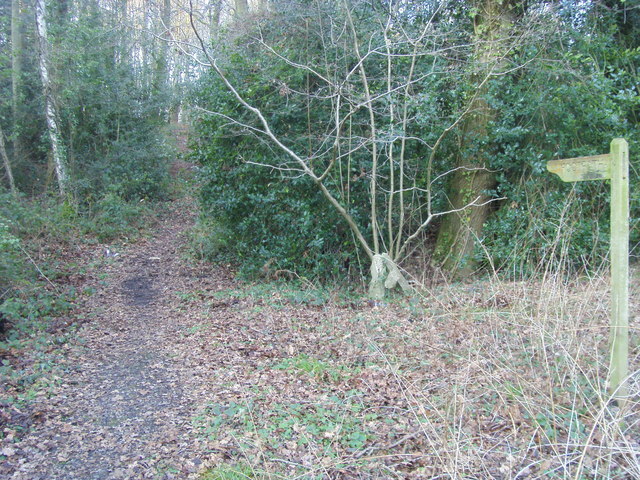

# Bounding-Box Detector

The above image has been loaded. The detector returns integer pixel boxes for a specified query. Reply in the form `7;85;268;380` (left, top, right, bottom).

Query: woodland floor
1;195;640;479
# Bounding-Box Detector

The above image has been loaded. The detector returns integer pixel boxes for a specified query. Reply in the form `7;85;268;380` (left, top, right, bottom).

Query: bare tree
186;0;506;297
34;0;69;196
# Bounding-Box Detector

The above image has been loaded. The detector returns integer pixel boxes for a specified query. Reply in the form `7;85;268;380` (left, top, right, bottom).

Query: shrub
82;193;155;242
190;35;368;279
479;31;639;277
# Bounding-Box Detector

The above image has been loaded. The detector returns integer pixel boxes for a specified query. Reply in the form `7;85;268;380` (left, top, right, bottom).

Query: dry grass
6;197;635;479
193;264;639;479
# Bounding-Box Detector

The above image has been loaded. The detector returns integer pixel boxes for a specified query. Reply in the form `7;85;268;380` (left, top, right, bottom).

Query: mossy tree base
434;167;495;279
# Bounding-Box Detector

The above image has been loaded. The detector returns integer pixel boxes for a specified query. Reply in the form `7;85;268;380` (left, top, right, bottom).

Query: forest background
0;0;639;317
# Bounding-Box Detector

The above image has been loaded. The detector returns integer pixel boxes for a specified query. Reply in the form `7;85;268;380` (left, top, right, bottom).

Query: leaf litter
1;198;639;479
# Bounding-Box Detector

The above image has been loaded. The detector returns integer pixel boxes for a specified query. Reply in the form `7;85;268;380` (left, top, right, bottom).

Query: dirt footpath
6;200;232;479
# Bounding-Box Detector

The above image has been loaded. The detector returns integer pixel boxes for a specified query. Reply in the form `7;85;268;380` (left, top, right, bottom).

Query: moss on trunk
435;0;516;279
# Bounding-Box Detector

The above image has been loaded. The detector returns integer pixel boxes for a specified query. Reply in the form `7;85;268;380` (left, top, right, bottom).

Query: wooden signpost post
547;138;629;405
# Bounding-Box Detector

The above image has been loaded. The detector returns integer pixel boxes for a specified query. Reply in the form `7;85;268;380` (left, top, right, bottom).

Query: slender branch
392;2;446;258
255;33;334;86
345;0;379;255
187;0;373;259
194;106;267;134
383;17;395;256
245;161;307;177
18;244;58;291
396;196;505;261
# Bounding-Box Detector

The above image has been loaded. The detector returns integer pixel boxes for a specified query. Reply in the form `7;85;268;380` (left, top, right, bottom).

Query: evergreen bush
480;21;639;277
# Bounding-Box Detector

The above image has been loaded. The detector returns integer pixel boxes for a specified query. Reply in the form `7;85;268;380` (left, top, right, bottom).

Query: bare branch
186;0;374;259
397;196;505;261
255;32;335;87
244;160;307;177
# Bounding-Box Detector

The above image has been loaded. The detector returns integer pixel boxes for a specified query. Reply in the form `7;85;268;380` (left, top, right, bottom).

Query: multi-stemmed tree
188;0;550;295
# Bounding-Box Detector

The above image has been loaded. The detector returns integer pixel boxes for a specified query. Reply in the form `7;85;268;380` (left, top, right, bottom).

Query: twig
18;244;59;292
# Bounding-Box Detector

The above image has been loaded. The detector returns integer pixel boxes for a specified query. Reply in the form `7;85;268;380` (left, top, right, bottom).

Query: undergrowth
193;261;639;479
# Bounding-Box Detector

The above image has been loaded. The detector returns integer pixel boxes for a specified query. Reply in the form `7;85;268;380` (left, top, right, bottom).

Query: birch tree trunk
434;0;516;278
11;0;24;166
35;0;69;196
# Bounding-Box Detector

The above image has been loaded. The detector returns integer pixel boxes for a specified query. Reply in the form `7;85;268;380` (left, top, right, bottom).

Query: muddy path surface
5;200;235;479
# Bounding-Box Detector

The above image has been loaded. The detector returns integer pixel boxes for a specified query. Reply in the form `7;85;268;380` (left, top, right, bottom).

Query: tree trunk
210;0;222;37
35;0;69;196
162;0;171;74
11;0;24;167
235;0;249;17
163;0;172;119
0;126;17;196
434;0;515;278
153;0;171;118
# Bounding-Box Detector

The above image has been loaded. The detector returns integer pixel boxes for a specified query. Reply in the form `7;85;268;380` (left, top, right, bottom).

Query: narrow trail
8;199;233;479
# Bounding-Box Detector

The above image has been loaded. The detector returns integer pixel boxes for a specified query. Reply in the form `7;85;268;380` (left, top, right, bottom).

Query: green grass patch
200;463;266;480
272;354;358;383
193;392;374;457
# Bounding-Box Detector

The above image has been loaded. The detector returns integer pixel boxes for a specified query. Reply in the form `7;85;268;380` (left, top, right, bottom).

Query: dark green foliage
191;11;370;278
76;128;171;202
0;193;74;245
0;191;153;300
0;2;171;200
0;1;46;194
197;166;359;278
1;289;75;339
480;11;640;276
82;193;156;242
192;0;638;280
52;8;171;202
193;106;363;278
0;213;22;293
191;1;452;279
0;189;154;343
